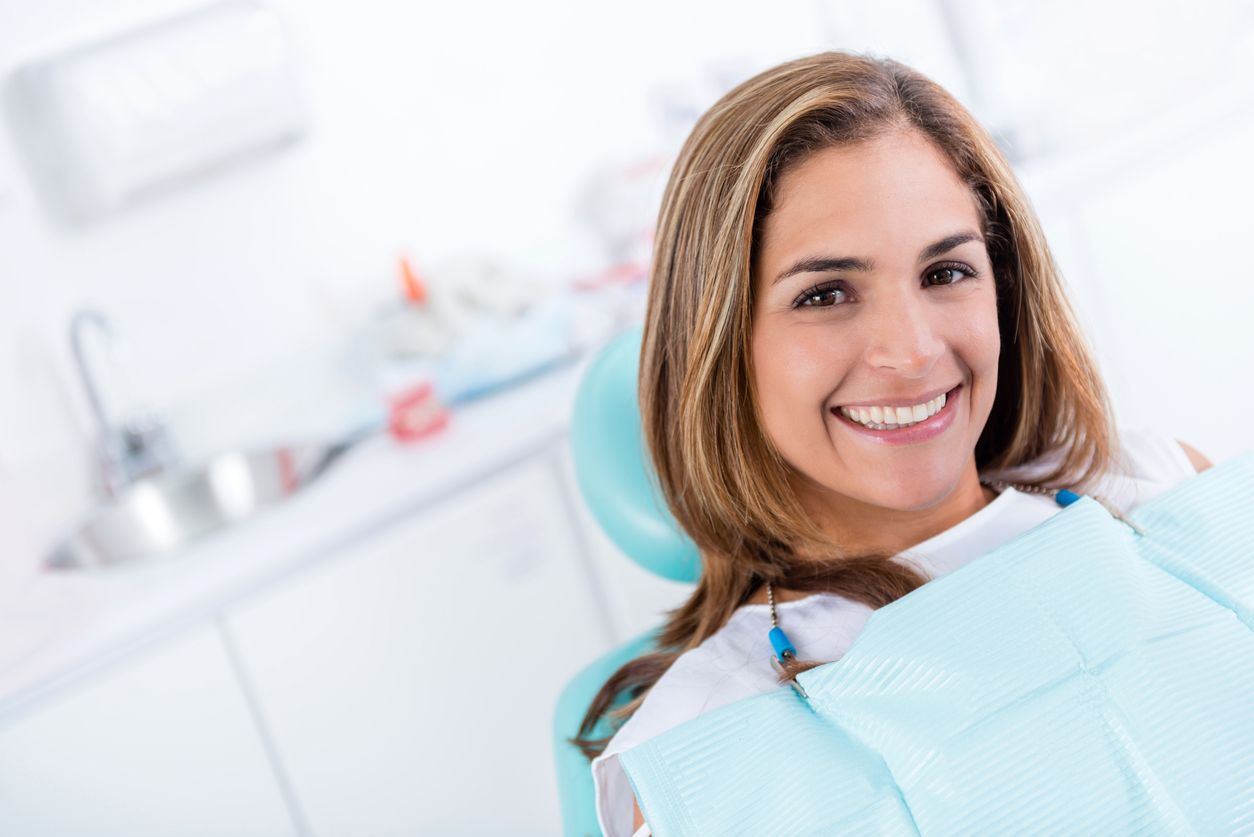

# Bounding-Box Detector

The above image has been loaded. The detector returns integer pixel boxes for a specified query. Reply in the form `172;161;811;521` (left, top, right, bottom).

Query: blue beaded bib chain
766;477;1146;697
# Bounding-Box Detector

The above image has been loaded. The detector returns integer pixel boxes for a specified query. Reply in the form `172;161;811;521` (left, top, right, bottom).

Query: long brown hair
574;51;1121;759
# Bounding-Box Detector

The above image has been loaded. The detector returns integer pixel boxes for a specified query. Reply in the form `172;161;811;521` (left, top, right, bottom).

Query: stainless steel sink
46;442;354;570
50;307;383;570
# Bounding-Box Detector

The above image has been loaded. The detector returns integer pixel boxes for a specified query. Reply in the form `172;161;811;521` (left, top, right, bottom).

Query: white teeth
838;390;949;430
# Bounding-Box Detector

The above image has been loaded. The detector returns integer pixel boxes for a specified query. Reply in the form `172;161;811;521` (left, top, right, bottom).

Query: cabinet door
224;453;615;836
0;625;298;837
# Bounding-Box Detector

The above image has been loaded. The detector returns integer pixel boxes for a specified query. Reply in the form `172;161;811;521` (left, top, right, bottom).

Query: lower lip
831;385;962;446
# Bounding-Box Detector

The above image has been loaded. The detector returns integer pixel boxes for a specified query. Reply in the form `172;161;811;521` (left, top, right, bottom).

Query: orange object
398;255;428;305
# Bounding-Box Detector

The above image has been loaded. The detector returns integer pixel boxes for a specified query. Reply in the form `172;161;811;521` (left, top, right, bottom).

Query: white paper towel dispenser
5;0;310;224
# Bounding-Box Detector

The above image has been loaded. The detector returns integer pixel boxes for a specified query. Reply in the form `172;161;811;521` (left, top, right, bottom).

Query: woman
574;50;1212;837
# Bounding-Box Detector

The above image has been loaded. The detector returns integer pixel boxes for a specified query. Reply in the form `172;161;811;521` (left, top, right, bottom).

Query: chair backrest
552;324;700;835
567;323;700;582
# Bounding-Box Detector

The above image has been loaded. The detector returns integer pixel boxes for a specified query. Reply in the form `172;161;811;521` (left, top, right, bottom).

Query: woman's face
751;127;1001;518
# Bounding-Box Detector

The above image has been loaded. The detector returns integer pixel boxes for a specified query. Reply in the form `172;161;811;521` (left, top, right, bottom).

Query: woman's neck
811;465;995;554
746;470;997;606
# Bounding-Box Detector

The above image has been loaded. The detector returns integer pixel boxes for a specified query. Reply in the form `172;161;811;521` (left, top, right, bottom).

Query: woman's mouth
830;384;962;445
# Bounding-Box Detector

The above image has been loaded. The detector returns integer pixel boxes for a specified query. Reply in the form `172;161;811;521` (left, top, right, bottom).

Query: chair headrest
569;324;701;582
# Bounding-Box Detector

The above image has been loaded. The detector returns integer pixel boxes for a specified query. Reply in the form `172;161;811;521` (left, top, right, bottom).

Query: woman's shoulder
1097;424;1201;512
591;594;868;836
590;609;780;837
597;593;869;760
596;611;776;761
1113;424;1201;482
983;424;1199;513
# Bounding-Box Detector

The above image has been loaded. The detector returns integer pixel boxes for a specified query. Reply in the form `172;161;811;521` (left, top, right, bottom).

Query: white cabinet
0;625;297;837
223;453;615;836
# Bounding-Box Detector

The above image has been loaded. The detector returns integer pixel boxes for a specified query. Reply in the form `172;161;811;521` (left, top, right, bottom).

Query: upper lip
834;383;960;410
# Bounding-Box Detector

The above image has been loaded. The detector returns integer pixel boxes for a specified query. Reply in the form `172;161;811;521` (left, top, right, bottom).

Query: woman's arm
633;797;649;836
1176;439;1214;473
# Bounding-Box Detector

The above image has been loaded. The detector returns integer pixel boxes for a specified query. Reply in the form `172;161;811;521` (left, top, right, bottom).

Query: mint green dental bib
620;452;1254;836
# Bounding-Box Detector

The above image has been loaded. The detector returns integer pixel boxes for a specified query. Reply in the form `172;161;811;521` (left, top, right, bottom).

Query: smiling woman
751;130;1003;544
571;51;1208;837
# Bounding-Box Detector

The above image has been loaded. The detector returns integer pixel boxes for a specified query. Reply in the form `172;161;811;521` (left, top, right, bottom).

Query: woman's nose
860;287;945;377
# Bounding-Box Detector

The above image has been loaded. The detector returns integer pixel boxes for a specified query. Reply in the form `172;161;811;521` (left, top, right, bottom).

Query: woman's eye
792;264;976;309
925;263;976;286
793;283;847;308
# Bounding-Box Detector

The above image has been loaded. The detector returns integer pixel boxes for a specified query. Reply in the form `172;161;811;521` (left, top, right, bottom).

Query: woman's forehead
758;130;983;275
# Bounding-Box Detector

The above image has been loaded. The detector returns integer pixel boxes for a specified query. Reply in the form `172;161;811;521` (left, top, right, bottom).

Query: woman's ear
1175;439;1214;473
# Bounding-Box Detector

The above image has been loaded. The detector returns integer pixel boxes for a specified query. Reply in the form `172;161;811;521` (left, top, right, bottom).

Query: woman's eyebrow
771;231;984;286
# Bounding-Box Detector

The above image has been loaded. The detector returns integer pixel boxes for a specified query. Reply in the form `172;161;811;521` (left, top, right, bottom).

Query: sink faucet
70;308;178;499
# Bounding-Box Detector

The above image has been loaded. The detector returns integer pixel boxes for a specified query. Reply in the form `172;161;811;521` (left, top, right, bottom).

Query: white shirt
592;425;1200;837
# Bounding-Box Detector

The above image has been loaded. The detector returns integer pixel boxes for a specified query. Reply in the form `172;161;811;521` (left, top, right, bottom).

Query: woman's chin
862;488;951;513
841;466;967;513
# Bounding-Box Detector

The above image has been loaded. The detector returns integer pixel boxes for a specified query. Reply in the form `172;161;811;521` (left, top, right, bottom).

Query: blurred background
0;0;1250;833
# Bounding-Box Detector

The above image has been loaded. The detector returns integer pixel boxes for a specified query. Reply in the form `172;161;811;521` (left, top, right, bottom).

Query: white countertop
0;351;594;722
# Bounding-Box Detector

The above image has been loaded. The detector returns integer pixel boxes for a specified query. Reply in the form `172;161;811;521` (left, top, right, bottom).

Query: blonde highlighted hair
575;51;1122;759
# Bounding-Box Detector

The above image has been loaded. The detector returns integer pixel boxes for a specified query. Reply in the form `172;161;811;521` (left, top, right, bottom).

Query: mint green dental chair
552;324;700;836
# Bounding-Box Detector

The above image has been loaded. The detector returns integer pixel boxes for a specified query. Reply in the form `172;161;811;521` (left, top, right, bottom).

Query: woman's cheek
952;286;1001;359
